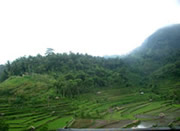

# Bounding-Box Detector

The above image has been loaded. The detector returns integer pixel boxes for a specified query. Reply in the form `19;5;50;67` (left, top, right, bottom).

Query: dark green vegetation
0;24;180;130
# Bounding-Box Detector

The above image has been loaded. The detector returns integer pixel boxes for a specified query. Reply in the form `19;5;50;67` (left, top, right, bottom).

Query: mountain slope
124;24;180;74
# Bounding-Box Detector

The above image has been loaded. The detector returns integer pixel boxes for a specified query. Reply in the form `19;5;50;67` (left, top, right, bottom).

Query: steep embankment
0;74;55;104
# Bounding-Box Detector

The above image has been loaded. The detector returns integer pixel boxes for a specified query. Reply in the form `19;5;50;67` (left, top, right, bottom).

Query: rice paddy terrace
0;88;180;131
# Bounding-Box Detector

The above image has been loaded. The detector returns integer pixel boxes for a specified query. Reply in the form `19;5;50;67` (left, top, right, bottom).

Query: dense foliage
0;53;138;98
0;65;5;78
0;118;9;131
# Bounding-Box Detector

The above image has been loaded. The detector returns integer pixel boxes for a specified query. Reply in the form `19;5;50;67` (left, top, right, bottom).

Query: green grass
33;116;57;127
129;102;163;115
48;116;73;130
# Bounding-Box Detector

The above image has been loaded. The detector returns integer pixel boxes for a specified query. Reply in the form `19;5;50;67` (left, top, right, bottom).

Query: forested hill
123;24;180;75
0;24;180;103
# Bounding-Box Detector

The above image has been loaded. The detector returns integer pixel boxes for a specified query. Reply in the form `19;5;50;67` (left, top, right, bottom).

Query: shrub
0;118;9;131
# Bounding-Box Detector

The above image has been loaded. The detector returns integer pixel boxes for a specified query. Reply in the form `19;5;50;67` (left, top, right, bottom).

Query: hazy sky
0;0;180;64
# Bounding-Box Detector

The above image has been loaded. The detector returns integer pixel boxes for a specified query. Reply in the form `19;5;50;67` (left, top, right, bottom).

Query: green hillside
0;24;180;130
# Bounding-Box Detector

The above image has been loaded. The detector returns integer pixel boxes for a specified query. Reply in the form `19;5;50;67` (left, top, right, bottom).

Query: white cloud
0;0;180;64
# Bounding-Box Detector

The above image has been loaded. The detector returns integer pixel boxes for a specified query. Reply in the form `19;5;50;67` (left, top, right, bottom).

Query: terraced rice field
0;100;74;131
0;88;180;130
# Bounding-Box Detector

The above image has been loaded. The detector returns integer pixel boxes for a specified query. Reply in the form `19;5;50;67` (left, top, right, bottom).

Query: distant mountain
133;24;180;60
103;55;122;59
126;24;180;74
